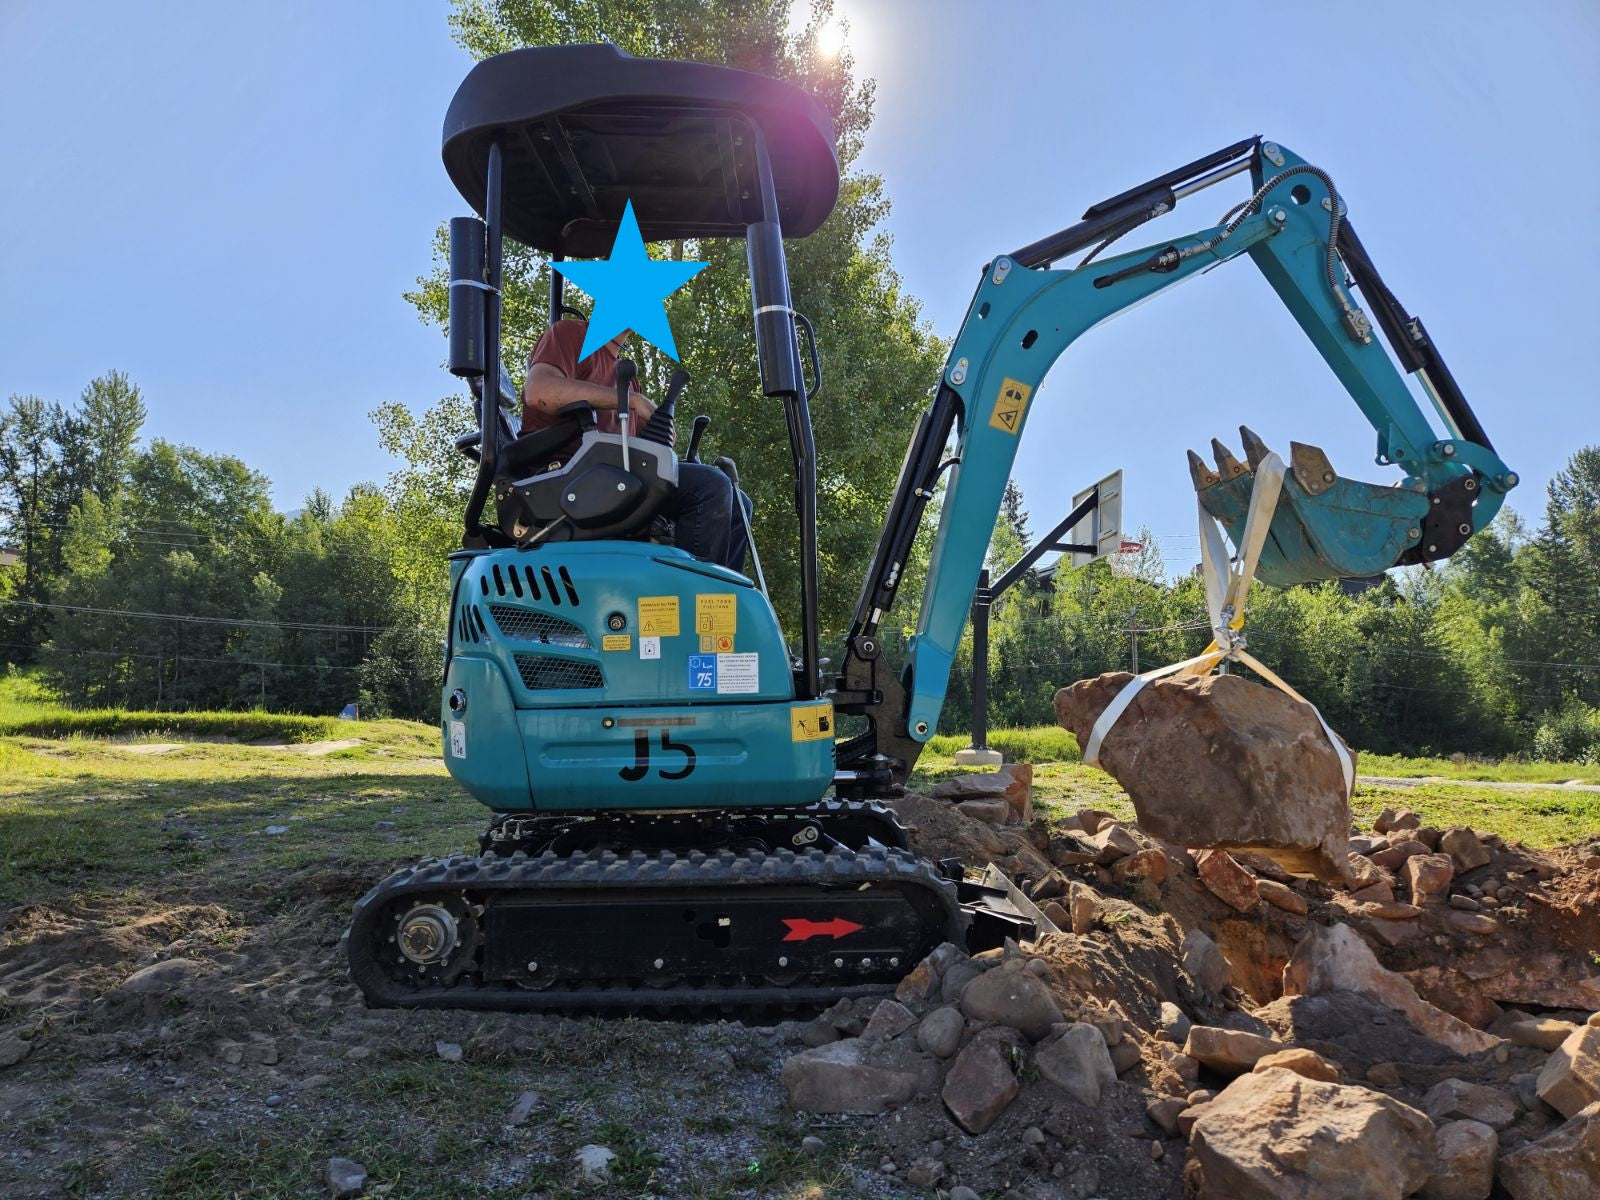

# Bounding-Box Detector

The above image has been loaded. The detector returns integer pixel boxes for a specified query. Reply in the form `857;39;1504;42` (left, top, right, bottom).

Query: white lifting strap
1081;451;1355;798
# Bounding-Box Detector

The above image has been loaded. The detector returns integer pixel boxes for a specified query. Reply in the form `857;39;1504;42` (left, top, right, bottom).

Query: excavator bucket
1192;427;1429;587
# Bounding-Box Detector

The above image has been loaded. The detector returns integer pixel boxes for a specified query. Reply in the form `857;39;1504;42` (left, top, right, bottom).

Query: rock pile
931;763;1034;826
775;782;1600;1197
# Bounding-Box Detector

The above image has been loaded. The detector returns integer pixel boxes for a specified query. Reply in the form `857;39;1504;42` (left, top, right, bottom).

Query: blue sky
3;0;1595;572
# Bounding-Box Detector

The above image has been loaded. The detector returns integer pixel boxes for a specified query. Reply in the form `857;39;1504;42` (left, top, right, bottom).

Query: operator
522;318;751;574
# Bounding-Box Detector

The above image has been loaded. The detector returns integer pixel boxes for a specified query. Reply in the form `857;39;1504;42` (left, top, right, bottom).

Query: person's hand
629;392;658;425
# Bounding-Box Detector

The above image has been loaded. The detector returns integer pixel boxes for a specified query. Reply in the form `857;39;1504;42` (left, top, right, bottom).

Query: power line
0;598;422;634
0;639;363;673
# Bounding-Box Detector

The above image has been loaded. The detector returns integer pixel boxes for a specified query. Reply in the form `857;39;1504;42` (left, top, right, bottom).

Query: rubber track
345;844;965;1014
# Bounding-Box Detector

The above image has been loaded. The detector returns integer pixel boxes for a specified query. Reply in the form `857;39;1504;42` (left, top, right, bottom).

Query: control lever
641;368;690;448
685;415;710;463
614;358;637;472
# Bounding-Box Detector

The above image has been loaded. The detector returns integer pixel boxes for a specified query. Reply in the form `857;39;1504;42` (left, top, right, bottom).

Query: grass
1357;750;1600;784
925;723;1081;765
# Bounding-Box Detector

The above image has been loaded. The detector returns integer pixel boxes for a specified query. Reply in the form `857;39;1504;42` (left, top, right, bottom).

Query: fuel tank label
695;593;737;637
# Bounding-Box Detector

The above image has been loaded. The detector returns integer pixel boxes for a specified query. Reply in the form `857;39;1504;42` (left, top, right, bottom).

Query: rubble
1182;1026;1289;1074
1034;1023;1116;1106
1421;1119;1497;1200
765;780;1600;1198
1421;1078;1519;1130
1251;1047;1340;1083
1180;928;1231;995
1195;849;1261;912
1053;670;1352;876
1496;1101;1600;1199
941;1031;1020;1134
959;963;1063;1040
778;1036;927;1114
1535;1024;1600;1118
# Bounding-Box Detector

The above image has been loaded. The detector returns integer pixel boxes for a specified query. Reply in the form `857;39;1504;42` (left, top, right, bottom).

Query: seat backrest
496;428;678;545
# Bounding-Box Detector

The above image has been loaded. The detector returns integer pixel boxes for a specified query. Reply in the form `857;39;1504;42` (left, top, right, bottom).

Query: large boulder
1053;671;1351;877
1496;1100;1600;1199
1281;924;1500;1055
1189;1067;1436;1199
779;1037;927;1114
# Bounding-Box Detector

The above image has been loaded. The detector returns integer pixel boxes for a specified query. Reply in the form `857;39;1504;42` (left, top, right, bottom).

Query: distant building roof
0;547;19;568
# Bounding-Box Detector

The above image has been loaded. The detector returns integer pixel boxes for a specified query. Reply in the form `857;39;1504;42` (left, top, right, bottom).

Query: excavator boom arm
832;138;1516;793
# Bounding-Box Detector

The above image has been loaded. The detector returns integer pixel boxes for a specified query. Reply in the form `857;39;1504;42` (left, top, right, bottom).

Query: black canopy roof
442;44;840;256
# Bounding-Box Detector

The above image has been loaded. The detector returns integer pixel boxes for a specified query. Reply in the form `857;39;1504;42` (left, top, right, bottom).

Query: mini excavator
346;44;1516;1011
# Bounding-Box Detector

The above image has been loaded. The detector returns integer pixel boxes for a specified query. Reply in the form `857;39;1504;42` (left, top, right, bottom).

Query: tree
384;0;949;648
0;395;62;658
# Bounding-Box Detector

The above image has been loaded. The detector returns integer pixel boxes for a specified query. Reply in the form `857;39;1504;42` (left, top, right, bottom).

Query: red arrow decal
781;917;863;942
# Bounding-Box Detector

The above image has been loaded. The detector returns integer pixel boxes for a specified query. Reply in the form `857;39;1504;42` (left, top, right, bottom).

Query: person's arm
524;365;656;425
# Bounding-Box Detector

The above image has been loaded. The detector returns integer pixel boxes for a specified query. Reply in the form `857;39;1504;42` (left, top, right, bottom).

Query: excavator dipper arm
832;138;1516;794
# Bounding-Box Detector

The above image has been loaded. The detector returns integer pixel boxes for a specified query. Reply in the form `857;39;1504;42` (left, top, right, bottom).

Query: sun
814;14;846;58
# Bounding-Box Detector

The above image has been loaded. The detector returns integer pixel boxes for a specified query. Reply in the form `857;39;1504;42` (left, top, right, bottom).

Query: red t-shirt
520;320;639;444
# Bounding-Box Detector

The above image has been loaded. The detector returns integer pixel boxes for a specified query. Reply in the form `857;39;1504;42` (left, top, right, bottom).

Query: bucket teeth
1289;441;1338;497
1239;425;1272;469
1211;438;1248;479
1188;449;1220;491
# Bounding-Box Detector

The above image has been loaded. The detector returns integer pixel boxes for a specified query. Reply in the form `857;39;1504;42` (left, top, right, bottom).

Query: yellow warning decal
602;634;631;652
988;377;1032;435
790;702;835;742
699;633;735;653
695;593;737;638
637;596;680;638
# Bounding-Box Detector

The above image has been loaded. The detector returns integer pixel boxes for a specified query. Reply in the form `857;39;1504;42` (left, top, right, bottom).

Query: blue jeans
669;463;752;574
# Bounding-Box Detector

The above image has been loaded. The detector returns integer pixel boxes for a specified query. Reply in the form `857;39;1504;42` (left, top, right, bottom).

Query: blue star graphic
556;200;708;361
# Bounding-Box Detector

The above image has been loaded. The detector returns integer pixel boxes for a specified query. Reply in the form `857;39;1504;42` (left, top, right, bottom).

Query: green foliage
0;671;342;741
358;626;445;720
1532;696;1600;764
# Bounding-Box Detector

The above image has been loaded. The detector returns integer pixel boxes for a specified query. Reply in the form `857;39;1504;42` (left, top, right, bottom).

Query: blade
1188;449;1220;490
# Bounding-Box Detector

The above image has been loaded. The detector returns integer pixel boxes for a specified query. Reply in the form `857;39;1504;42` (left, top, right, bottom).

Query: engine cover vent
488;605;590;648
513;654;604;691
